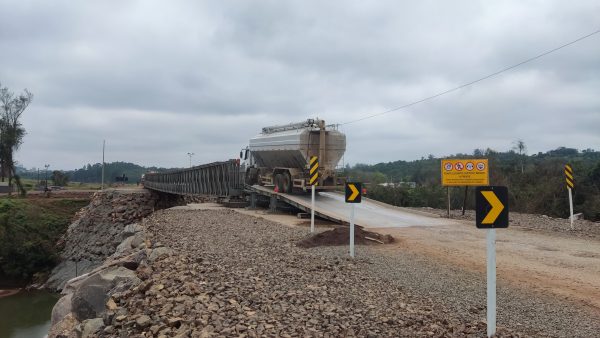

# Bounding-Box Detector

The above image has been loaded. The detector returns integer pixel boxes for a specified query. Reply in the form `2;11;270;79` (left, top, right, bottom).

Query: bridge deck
246;185;451;229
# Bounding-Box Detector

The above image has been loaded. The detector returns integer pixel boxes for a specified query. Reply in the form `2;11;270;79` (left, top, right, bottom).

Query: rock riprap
75;208;521;337
46;189;157;291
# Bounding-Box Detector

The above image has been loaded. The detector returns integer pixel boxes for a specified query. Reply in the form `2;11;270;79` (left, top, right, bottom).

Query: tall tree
512;139;527;173
0;82;32;196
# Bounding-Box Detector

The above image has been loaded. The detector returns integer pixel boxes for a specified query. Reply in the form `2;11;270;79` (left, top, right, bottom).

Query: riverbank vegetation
0;197;89;285
347;146;600;221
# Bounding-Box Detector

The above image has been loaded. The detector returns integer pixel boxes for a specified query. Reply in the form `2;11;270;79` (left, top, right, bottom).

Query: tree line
18;161;172;185
346;146;600;221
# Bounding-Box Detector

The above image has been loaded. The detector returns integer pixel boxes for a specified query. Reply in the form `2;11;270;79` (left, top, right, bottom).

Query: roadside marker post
565;164;575;229
476;186;508;338
309;156;319;233
345;182;362;258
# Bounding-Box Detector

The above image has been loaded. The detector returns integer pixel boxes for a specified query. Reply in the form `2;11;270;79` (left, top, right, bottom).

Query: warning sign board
441;159;489;186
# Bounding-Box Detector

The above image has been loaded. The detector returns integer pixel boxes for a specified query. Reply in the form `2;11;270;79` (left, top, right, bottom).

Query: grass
17;178;141;191
0;197;90;284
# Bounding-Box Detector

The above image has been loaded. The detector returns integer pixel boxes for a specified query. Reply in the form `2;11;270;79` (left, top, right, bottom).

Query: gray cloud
1;0;598;170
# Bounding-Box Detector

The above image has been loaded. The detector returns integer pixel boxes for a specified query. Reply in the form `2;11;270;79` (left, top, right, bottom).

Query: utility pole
187;152;194;168
101;140;105;190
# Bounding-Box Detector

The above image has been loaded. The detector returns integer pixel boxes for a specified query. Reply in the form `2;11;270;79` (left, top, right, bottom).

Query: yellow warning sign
309;156;319;186
441;159;489;186
565;164;574;189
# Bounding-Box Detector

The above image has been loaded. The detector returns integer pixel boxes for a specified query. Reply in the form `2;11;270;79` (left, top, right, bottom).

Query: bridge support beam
269;195;277;213
248;192;257;210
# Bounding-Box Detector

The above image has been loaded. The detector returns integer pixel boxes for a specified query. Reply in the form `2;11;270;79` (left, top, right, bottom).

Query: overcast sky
1;0;599;170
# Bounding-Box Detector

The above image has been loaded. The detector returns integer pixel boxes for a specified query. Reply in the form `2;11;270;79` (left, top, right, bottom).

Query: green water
0;290;59;338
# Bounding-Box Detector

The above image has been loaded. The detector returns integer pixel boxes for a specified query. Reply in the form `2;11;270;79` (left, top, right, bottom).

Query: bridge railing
143;160;243;197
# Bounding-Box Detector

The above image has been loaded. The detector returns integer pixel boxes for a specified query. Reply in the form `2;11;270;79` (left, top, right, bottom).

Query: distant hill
346;147;600;221
17;161;177;184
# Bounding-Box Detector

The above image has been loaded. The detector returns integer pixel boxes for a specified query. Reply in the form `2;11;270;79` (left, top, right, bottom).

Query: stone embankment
48;207;528;337
45;189;158;291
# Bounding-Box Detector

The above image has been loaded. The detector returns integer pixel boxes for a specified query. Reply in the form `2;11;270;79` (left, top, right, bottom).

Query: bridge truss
143;160;243;197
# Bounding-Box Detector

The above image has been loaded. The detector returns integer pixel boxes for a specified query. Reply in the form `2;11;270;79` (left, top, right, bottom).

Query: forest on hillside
346;147;600;221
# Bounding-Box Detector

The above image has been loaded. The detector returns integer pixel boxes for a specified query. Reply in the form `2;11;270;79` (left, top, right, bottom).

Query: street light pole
101;140;105;190
44;164;50;190
187;152;194;168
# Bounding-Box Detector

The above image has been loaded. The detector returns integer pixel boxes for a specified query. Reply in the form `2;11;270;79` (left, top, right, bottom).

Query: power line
342;28;600;125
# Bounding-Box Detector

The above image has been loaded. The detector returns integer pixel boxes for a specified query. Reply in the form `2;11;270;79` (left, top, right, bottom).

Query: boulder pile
45;189;157;291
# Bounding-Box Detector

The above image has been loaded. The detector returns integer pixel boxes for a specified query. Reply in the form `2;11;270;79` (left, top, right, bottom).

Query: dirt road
373;216;600;314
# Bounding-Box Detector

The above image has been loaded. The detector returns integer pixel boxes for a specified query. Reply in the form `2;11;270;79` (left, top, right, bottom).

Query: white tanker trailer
241;119;346;193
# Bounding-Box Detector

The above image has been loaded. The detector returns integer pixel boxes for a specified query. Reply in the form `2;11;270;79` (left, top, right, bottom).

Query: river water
0;290;59;338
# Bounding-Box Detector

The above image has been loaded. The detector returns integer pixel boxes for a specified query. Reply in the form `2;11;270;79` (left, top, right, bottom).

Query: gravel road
410;208;600;240
107;208;600;337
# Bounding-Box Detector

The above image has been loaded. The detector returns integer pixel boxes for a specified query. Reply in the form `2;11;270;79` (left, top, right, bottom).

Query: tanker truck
241;119;346;193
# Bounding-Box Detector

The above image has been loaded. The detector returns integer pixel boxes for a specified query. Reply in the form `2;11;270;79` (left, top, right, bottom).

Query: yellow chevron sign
476;186;508;228
565;164;574;189
309;156;318;186
345;182;362;203
480;191;504;224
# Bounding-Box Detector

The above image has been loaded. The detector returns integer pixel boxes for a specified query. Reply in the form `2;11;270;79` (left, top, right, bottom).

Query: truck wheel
274;174;284;192
282;172;293;193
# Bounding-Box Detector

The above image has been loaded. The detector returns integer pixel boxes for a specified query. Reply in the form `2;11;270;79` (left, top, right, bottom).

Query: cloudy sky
1;0;599;170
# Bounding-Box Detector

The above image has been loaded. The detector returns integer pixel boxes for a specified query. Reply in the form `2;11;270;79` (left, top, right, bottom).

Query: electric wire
342;28;600;125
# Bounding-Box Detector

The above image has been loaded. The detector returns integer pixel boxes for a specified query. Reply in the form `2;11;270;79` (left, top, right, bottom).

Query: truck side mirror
240;151;243;159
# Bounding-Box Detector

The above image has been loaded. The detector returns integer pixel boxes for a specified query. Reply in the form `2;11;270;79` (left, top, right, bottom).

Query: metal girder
143;160;243;197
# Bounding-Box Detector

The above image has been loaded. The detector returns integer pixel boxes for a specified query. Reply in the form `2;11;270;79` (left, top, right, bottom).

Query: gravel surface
409;208;600;240
105;209;600;337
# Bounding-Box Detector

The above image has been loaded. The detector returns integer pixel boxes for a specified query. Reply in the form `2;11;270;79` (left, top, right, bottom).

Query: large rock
114;236;135;256
81;317;105;338
71;266;141;321
149;247;174;262
51;293;73;326
45;259;99;291
122;223;144;238
48;313;79;338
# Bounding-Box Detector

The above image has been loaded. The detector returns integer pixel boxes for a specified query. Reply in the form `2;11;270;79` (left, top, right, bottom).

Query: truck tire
282;172;293;193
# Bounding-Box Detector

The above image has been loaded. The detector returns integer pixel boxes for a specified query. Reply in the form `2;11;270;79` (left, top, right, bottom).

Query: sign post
345;182;362;258
309;156;319;233
565;164;575;230
486;228;496;336
476;186;508;338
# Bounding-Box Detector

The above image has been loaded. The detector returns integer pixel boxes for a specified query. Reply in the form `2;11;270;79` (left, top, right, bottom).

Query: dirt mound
297;226;395;248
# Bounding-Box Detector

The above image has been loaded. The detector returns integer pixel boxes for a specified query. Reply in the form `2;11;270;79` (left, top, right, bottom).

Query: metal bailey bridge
143;160;244;198
142;160;350;223
142;160;447;229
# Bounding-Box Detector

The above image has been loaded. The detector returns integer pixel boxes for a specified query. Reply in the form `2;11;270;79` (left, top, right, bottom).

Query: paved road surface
284;191;453;228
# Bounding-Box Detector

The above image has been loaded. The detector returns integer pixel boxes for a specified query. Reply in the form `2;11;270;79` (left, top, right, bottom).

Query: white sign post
476;186;508;338
565;164;575;230
486;229;496;337
349;204;355;258
568;187;574;230
310;185;315;233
